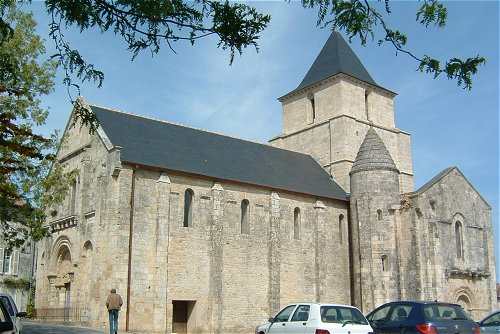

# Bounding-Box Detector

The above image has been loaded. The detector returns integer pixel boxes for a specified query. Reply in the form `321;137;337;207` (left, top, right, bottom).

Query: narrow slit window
241;199;249;234
455;221;463;258
293;207;301;240
339;214;345;244
70;180;77;215
307;93;315;124
183;189;194;227
381;255;388;272
365;90;370;120
377;209;383;221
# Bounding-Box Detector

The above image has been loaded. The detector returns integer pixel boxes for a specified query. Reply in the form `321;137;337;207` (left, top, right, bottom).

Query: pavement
21;320;104;334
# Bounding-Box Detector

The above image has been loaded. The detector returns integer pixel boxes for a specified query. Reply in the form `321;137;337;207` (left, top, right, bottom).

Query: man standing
105;288;123;334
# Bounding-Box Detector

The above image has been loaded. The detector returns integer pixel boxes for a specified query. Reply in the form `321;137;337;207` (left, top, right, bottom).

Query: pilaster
209;182;224;334
314;200;327;302
153;173;171;332
268;192;281;315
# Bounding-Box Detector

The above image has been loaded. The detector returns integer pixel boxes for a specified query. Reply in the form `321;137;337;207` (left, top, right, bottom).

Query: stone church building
35;32;496;333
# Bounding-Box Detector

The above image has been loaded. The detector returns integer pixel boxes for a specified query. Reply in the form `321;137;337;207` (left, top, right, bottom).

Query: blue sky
29;2;499;279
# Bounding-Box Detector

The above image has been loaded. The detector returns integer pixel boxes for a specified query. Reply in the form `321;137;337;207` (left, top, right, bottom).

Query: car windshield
320;306;368;325
423;304;472;321
0;297;14;316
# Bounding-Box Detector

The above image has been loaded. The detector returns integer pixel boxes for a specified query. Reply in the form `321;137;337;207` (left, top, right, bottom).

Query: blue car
365;301;479;334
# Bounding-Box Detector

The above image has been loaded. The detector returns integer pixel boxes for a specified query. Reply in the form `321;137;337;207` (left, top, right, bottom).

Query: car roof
285;303;360;308
376;301;462;307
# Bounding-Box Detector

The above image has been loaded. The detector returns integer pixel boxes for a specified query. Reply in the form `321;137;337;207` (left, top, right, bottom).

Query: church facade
35;32;496;333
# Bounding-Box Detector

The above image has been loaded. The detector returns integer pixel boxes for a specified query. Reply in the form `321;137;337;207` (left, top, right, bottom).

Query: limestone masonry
35;32;496;333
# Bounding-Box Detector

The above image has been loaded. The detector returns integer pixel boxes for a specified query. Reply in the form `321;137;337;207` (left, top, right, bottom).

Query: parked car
365;301;479;334
0;299;14;334
0;294;25;334
479;311;500;334
255;303;373;334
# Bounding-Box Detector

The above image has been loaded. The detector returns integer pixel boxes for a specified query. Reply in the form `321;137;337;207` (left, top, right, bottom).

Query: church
35;32;497;333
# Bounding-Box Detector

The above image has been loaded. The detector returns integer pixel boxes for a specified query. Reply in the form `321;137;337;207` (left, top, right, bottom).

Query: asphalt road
21;321;104;334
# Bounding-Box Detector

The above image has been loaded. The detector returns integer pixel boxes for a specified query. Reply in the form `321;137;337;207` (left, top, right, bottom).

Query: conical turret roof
351;128;399;174
296;31;376;91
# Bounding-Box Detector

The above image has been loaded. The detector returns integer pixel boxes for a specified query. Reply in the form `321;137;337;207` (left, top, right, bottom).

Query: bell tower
269;32;414;193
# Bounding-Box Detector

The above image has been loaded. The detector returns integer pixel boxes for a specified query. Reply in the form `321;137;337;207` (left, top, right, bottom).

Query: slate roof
92;106;347;201
351;127;398;174
285;32;377;97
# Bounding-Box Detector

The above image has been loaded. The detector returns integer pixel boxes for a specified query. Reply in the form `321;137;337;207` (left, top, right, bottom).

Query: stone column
209;183;224;334
268;192;281;315
153;173;171;332
314;200;326;302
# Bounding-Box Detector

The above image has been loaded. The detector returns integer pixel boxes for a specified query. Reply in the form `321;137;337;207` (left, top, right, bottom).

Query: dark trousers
108;309;119;334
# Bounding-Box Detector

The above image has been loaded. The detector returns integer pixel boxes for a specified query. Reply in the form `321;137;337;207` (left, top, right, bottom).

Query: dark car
365;301;479;334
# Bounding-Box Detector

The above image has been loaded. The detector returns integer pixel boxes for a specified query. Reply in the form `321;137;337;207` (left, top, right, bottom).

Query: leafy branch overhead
0;4;76;248
45;0;271;91
303;0;485;90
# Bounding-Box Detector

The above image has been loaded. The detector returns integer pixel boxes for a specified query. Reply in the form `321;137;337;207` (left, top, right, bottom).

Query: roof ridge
90;103;310;157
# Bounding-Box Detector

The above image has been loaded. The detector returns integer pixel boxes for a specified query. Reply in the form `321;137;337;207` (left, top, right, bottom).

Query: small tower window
455;221;463;259
183;189;194;227
241;199;249;234
365;90;370;121
377;209;383;221
293;207;301;240
381;255;388;271
339;214;345;244
307;93;315;124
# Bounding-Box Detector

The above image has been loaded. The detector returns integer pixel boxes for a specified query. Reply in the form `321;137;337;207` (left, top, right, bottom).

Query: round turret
350;127;400;196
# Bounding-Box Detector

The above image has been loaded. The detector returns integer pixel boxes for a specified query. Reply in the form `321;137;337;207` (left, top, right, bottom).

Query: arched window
307;93;315;124
339;214;345;244
293;208;301;240
241;199;249;234
377;209;383;221
82;241;93;258
455;221;463;258
365;90;370;120
183;189;194;227
381;255;388;272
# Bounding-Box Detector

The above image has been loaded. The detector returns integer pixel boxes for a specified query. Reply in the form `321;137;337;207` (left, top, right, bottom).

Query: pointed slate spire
296;31;376;91
351;127;398;174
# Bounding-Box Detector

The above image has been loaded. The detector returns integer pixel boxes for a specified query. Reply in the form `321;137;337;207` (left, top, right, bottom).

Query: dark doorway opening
172;300;195;334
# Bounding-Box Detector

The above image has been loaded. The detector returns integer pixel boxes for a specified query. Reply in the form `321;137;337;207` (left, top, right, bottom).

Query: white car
255;303;373;334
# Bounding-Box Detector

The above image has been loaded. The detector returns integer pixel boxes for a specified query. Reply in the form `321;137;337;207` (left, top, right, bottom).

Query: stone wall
35;112;351;333
0;236;34;312
124;168;349;333
406;168;496;319
272;75;414;193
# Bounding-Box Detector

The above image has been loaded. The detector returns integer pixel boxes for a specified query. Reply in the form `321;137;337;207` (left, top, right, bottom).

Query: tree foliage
0;3;75;248
302;0;485;90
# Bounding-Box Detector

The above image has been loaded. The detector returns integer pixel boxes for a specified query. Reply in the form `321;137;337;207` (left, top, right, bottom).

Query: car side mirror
0;322;13;331
16;312;27;318
268;317;275;323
